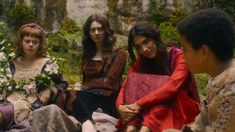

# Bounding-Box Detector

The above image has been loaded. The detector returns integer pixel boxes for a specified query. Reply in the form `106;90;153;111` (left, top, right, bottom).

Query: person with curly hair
166;8;235;132
72;14;127;132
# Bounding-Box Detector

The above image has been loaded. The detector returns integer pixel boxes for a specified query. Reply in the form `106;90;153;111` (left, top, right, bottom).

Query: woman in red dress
116;22;200;132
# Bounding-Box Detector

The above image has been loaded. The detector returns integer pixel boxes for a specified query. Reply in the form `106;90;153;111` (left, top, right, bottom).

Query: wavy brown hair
81;14;116;72
128;22;170;75
13;23;47;57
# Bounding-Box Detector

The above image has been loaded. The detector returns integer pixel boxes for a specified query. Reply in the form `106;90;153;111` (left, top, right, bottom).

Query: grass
194;74;209;95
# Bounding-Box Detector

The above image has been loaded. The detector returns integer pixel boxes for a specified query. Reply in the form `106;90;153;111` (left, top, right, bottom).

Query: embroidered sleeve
136;51;191;107
209;83;235;131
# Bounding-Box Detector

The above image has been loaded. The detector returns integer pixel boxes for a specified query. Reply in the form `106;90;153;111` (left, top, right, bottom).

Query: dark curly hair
81;14;116;72
177;8;235;62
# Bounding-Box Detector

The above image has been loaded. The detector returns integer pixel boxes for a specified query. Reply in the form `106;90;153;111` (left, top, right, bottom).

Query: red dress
116;48;200;132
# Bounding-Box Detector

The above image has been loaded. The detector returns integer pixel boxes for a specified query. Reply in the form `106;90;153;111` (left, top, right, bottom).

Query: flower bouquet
0;39;60;99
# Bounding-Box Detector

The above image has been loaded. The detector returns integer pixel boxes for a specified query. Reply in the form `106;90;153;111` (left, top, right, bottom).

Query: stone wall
1;0;196;34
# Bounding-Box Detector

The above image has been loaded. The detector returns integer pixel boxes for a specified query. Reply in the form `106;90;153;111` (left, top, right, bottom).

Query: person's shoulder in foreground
164;8;235;132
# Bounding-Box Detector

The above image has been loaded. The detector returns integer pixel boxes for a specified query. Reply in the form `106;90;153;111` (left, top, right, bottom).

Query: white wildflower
45;63;59;74
0;77;7;85
8;86;12;91
0;52;6;61
23;81;37;94
5;67;12;78
0;40;5;45
9;52;15;58
1;47;5;51
0;68;4;72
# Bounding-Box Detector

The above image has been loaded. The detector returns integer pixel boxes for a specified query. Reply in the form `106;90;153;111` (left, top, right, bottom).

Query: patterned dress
0;57;68;131
189;61;235;132
116;47;200;131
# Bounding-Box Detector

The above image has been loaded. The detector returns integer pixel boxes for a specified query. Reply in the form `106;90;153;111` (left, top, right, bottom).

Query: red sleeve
136;51;191;107
115;79;126;108
83;49;127;91
116;67;136;108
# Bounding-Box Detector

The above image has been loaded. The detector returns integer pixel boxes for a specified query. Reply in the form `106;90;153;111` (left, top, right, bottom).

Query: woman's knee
139;126;151;132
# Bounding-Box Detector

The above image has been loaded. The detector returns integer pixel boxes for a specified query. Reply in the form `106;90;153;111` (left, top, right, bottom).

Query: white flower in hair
45;63;59;74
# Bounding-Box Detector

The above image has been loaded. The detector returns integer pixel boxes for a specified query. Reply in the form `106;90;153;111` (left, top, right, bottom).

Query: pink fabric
19;23;45;36
116;47;200;131
124;72;170;105
0;102;14;128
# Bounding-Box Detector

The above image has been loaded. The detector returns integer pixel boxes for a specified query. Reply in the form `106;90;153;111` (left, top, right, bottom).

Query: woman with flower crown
0;23;68;131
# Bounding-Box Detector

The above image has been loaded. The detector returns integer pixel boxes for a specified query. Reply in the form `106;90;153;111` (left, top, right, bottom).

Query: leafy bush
195;74;209;95
150;0;169;26
47;18;83;85
3;3;37;30
0;21;13;55
196;0;235;20
47;18;82;53
159;22;179;45
150;1;186;46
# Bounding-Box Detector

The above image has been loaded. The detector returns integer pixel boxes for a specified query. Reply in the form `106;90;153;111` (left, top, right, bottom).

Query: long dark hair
81;14;116;72
128;22;170;75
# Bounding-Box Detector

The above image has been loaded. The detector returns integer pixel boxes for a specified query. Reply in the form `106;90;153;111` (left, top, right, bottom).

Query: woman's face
133;35;157;59
22;36;40;57
89;21;104;46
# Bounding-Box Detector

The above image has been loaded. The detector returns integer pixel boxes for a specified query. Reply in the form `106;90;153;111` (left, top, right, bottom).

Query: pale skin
79;20;105;132
118;35;160;132
0;35;51;126
90;21;105;60
21;35;51;105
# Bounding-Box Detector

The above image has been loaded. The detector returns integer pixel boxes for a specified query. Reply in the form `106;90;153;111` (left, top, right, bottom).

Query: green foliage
150;0;169;26
3;3;37;30
40;19;54;31
158;10;185;46
195;74;209;95
0;21;13;55
159;22;179;45
196;0;235;20
49;49;82;86
47;32;70;53
168;9;186;26
47;19;83;84
150;0;186;46
60;17;80;33
47;18;82;53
